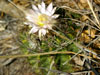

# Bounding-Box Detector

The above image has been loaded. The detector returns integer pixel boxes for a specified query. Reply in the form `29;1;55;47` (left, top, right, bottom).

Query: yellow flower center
37;14;48;26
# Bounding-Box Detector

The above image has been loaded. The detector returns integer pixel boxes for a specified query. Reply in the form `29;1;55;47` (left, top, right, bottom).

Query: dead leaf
81;15;88;21
93;39;100;48
94;0;100;4
78;0;89;9
84;29;96;38
81;33;92;43
73;56;84;66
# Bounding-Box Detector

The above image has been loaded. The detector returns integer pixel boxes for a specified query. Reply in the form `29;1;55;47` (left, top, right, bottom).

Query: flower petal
38;4;42;12
47;2;53;13
41;2;45;13
26;9;37;15
32;5;38;11
45;11;51;16
26;16;34;22
41;2;45;8
38;29;47;39
52;14;59;18
41;29;47;35
38;2;46;14
43;24;52;29
29;26;38;34
25;10;39;23
24;22;35;27
51;7;56;15
38;29;42;39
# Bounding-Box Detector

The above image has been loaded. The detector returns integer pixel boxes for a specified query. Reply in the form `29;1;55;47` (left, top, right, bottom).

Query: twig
71;70;92;75
0;51;91;59
63;50;82;65
87;0;100;28
86;36;100;47
62;18;100;31
60;6;90;15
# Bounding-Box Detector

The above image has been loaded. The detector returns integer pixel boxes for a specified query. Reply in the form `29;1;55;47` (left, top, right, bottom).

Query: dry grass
0;0;100;75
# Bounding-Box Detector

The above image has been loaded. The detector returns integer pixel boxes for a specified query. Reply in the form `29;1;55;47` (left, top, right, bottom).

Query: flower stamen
37;14;48;26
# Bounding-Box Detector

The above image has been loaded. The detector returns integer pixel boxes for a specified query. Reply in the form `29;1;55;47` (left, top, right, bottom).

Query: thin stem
0;51;91;59
87;0;100;28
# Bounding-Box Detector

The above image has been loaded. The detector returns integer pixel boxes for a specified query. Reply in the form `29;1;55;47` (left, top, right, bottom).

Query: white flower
25;2;59;39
